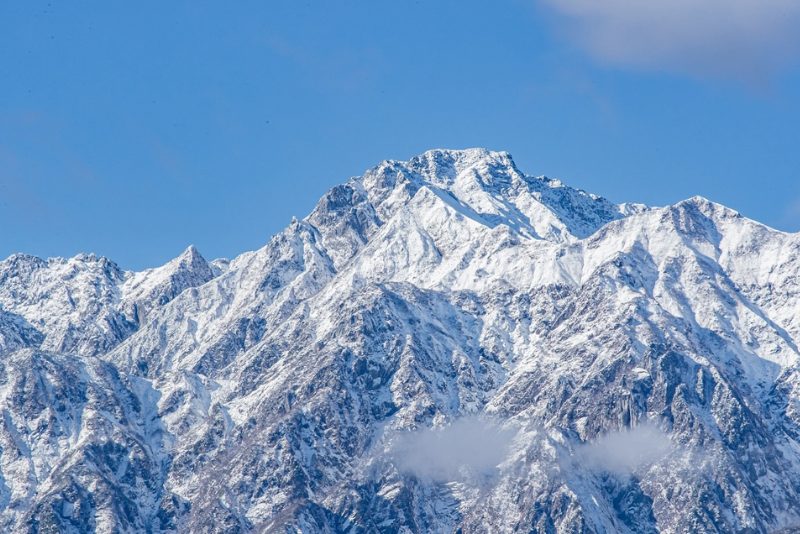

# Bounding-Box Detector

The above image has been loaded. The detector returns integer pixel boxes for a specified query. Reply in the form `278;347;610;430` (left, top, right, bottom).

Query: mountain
1;148;799;533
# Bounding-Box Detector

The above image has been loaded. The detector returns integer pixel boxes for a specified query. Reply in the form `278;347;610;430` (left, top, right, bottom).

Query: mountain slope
0;246;216;358
1;148;799;533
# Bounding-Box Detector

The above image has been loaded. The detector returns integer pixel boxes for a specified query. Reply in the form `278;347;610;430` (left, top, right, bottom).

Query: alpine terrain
2;148;800;533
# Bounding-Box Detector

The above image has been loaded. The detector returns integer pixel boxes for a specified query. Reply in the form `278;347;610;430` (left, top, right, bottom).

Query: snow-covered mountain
1;148;799;533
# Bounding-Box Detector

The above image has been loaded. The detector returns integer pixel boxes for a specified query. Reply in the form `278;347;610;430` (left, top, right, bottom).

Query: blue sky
2;1;799;270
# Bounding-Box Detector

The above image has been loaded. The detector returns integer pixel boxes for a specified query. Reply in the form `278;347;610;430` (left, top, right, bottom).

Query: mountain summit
1;149;799;533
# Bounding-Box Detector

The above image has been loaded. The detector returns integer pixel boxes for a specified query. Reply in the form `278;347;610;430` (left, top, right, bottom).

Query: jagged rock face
1;148;799;533
0;349;183;533
0;246;215;358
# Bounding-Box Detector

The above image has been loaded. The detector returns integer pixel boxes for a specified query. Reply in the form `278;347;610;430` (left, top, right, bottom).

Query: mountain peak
130;245;213;288
346;148;644;243
672;194;743;222
411;147;514;169
0;252;48;273
406;147;522;188
175;244;208;269
361;148;520;191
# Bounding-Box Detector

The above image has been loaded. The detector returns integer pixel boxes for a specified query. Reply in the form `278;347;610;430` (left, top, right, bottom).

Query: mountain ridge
1;148;799;532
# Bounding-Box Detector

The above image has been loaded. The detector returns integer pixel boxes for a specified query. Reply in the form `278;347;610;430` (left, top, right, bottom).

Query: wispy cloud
539;0;800;82
574;422;673;477
387;417;515;483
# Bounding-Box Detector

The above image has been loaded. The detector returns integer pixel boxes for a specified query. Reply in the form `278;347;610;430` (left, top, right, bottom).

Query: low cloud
539;0;800;82
575;422;673;477
388;417;515;483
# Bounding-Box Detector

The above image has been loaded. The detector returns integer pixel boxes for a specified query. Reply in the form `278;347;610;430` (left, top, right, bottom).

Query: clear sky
2;1;800;270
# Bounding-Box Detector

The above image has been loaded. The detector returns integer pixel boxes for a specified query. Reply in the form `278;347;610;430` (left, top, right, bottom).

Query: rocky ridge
1;148;799;533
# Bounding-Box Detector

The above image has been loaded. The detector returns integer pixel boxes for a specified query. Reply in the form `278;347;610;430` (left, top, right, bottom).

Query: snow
1;148;799;532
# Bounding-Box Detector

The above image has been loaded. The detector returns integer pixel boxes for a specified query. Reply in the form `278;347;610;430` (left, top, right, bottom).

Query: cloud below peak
387;417;515;483
540;0;800;82
575;422;673;477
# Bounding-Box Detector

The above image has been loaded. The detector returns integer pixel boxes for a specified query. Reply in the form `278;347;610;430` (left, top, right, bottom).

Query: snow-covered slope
0;245;216;357
1;148;799;533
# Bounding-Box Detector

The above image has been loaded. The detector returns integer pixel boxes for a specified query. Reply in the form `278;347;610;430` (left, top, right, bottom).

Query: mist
387;416;516;483
574;422;673;477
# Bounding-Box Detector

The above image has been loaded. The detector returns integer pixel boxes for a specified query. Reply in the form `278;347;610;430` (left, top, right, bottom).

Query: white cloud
387;417;515;483
575;422;673;477
540;0;800;81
